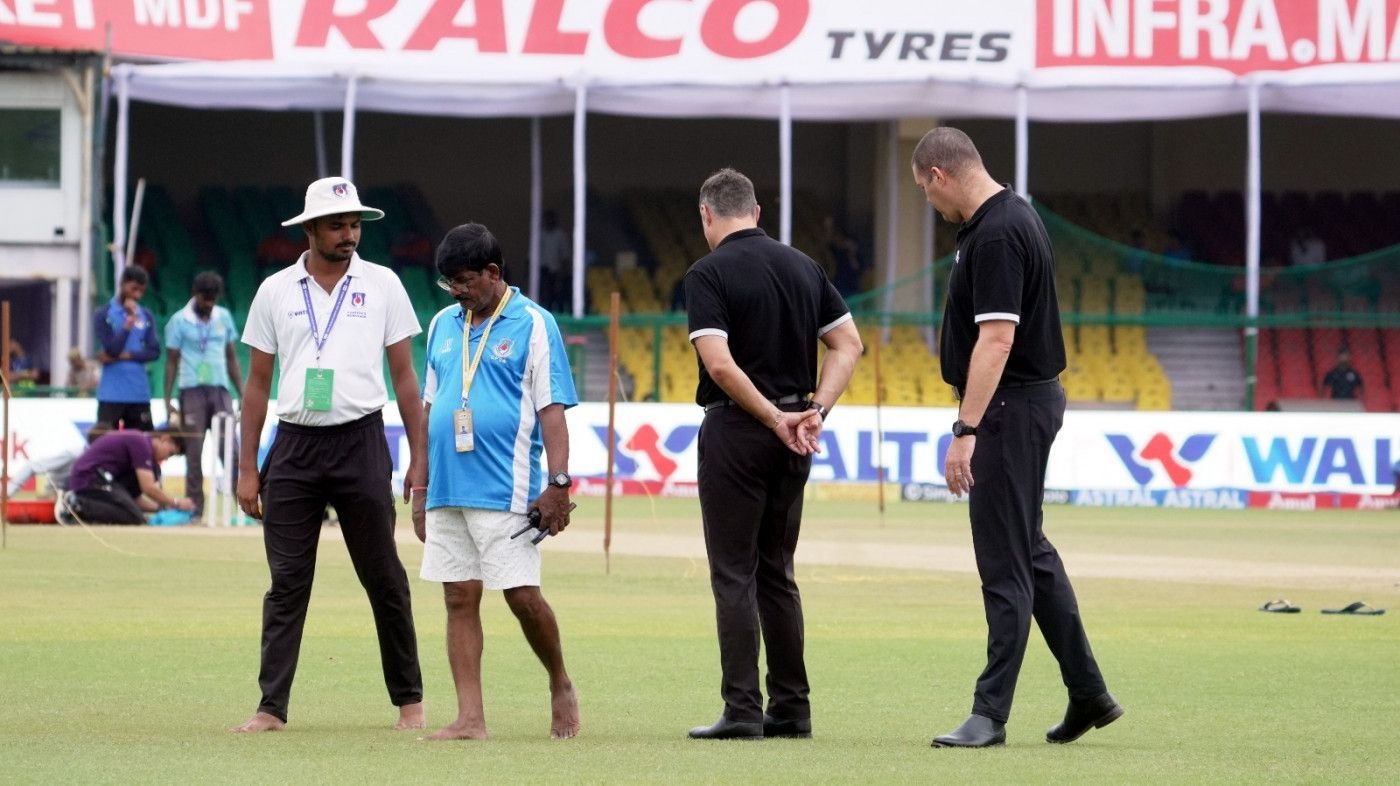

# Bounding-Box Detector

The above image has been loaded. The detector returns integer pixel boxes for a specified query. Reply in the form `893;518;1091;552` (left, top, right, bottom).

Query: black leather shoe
1046;692;1124;744
763;714;812;739
931;714;1006;748
688;716;763;740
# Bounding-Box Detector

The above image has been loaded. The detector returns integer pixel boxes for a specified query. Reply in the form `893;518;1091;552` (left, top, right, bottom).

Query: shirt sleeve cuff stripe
689;328;727;342
818;312;854;337
975;312;1020;324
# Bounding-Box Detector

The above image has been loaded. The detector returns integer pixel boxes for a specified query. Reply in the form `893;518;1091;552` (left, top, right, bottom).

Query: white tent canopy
117;60;1400;121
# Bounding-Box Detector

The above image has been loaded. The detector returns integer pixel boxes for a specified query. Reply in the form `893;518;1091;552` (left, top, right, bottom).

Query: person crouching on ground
65;426;192;524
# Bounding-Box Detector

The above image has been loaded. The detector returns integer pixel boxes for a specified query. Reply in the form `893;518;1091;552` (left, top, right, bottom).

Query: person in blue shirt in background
93;266;160;429
163;270;243;519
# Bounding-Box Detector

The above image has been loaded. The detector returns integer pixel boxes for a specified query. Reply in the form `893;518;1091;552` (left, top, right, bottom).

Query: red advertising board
1037;0;1400;75
0;0;272;60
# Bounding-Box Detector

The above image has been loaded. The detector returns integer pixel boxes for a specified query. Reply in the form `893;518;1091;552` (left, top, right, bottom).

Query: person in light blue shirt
163;271;243;518
93;266;160;430
413;222;580;741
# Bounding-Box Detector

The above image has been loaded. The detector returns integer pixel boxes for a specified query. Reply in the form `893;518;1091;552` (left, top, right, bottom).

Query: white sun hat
281;176;385;226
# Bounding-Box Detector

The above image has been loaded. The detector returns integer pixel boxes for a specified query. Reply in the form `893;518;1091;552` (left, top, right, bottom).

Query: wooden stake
2;300;11;549
873;321;886;519
604;291;620;574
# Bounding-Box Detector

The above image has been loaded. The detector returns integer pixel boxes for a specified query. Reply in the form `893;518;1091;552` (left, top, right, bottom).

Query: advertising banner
5;399;1396;510
6;1;1397;81
1036;0;1400;75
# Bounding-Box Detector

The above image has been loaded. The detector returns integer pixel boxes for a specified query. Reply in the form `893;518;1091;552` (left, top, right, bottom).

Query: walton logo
592;423;699;482
1106;432;1216;488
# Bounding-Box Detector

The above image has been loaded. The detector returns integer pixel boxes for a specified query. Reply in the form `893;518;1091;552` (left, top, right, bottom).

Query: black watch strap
809;400;828;421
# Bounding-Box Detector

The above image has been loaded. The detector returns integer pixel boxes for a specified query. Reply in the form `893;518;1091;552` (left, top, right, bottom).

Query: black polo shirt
686;227;851;407
940;188;1066;388
1322;365;1361;398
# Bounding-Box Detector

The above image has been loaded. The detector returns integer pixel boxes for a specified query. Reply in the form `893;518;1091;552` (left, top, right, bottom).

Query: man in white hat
232;176;429;733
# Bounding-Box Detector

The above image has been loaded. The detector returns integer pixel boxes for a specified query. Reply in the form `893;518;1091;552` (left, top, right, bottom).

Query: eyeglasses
436;274;476;292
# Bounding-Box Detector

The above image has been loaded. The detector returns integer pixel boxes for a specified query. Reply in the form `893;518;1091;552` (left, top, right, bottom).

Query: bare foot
395;701;427;731
421;721;489;741
550;682;580;739
230;712;285;733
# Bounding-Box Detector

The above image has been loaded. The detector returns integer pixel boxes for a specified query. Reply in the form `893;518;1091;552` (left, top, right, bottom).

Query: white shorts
420;507;542;590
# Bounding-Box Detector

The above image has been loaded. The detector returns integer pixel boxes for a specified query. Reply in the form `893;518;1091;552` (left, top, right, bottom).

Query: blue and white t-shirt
421;287;577;513
165;301;239;389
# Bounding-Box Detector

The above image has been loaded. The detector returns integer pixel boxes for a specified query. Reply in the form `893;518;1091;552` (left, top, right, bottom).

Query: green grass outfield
1;499;1397;784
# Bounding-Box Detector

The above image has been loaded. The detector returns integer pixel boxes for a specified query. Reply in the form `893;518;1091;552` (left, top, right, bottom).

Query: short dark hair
153;425;185;455
436;223;505;279
910;126;984;179
119;266;148;286
699;168;757;219
192;271;224;300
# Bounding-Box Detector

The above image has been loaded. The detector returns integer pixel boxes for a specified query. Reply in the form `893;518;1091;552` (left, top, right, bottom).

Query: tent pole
572;83;587;319
1244;82;1262;410
77;63;96;367
1015;86;1029;199
779;84;792;246
59;63;96;385
112;67;129;288
882;121;898;333
341;75;358;180
529;117;543;302
313;111;328;179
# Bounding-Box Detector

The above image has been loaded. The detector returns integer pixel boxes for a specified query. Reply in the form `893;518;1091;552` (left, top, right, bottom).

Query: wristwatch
951;419;978;438
808;400;829;421
548;472;572;489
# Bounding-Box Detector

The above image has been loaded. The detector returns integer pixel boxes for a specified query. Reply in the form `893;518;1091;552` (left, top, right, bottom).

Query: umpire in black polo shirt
912;128;1123;748
684;168;862;740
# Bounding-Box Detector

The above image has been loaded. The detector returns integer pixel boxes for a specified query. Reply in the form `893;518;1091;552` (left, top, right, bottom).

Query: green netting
1036;203;1400;328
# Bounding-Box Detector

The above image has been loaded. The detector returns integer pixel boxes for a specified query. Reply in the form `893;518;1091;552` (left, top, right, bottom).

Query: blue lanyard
196;317;210;353
300;276;352;366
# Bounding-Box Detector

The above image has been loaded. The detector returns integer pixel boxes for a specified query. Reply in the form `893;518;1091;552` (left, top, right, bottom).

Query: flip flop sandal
1321;601;1385;615
1259;599;1301;613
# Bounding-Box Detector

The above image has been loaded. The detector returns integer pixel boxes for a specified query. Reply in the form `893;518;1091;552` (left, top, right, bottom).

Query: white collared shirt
242;252;421;426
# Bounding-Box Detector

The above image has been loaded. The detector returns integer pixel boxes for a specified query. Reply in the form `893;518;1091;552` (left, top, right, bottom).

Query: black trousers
254;411;422;722
96;401;152;431
71;485;145;524
967;382;1106;723
696;403;812;724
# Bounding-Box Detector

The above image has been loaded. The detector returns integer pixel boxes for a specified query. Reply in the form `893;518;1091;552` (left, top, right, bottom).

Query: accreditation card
304;368;334;411
454;407;475;452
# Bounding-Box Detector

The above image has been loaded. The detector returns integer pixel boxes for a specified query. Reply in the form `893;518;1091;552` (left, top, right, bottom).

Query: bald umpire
913;126;1121;748
684;167;862;740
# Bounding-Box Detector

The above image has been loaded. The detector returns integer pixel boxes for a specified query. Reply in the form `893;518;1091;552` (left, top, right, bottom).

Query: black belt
703;393;806;412
952;378;1057;400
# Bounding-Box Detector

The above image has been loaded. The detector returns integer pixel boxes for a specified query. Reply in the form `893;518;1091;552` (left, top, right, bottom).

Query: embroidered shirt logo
491;338;514;360
351;292;366;307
